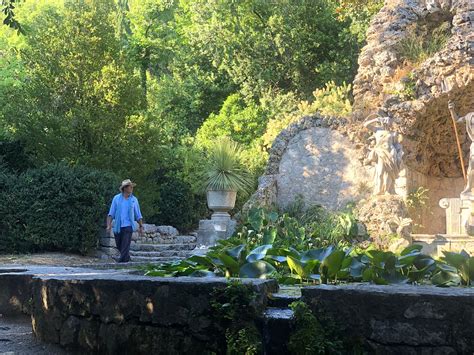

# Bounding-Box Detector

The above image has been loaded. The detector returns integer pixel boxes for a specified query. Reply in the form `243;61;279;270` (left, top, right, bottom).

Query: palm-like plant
202;137;254;193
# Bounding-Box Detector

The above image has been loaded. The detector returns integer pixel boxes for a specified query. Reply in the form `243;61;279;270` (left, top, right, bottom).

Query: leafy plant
396;21;451;65
406;186;430;232
432;250;474;286
210;281;262;355
288;301;343;355
201;137;254;194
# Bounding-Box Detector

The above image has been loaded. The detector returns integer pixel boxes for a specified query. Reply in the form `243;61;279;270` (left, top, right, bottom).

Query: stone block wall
30;272;277;354
302;284;474;353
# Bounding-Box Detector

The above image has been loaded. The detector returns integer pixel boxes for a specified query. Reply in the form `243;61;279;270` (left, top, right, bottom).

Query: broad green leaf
267;211;279;223
322;250;345;277
267;255;287;263
227;244;245;260
301;246;333;262
249;208;264;231
263;227;277;244
400;244;423;256
303;259;320;275
431;271;461;287
278;275;301;285
350;259;366;279
187;255;215;268
145;270;168;277
442;251;468;269
246;244;273;262
218;254;240;275
287;255;306;279
239;261;276;279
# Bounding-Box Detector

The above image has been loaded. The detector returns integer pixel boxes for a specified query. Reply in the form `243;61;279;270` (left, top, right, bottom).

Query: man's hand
106;225;112;236
448;100;455;112
138;225;144;236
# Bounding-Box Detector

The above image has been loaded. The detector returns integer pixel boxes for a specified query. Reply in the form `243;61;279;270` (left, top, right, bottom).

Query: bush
152;178;208;232
0;163;118;254
0;139;36;173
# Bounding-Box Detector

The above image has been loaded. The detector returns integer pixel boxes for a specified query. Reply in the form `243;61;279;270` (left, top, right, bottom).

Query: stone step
130;243;196;252
130;250;193;258
268;293;300;308
132;235;197;245
262;307;294;354
130;256;185;263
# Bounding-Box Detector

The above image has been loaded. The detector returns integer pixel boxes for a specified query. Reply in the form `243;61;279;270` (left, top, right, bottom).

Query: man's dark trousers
114;226;133;262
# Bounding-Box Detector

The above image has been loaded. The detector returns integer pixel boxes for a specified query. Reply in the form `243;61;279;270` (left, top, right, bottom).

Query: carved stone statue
448;101;474;197
363;114;403;195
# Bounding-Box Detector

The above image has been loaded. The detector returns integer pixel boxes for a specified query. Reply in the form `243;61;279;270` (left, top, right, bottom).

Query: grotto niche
352;0;473;238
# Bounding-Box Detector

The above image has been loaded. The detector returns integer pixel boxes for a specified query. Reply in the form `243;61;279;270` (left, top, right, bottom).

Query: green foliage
196;94;266;149
392;72;417;100
302;81;353;118
433;250;474;286
1;0;144;169
201;137;254;194
0;163;118;254
210;281;262;355
144;206;474;288
1;0;23;33
288;301;343;355
145;144;208;231
154;178;207;232
284;197;358;247
0;0;383;236
0;139;35;172
406;186;430;232
261;82;352;153
182;0;359;100
396;21;451;65
335;0;383;45
225;326;260;355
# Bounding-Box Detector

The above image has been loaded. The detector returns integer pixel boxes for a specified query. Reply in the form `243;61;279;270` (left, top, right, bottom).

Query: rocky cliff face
353;0;473;178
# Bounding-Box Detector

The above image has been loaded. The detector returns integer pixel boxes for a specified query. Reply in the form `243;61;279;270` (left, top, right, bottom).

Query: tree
180;0;359;100
1;0;23;33
1;0;144;169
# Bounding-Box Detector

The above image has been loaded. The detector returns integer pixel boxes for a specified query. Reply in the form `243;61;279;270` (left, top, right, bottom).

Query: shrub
0;163;118;254
201;137;254;194
195;93;266;149
0;139;36;173
152;178;208;232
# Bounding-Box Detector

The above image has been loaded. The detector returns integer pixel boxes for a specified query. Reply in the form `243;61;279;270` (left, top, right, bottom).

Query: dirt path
0;252;105;267
0;315;71;355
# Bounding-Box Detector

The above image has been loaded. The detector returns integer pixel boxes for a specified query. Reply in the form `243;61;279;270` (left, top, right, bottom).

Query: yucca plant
202;137;254;193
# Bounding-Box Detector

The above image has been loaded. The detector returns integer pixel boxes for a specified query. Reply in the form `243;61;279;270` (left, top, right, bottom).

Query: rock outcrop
353;0;473;178
248;0;473;238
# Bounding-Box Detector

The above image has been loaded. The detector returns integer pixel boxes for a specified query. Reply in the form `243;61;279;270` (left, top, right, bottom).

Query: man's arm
448;101;463;123
106;197;116;233
134;199;144;234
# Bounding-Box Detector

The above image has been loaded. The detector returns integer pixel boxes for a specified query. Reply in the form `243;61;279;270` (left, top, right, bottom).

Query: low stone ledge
302;284;474;353
0;266;277;353
0;270;32;316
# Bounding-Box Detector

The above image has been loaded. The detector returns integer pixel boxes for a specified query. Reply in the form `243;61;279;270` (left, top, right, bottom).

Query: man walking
106;179;144;262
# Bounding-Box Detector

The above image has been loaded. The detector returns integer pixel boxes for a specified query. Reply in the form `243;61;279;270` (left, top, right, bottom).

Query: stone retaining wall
0;266;277;354
302;284;474;353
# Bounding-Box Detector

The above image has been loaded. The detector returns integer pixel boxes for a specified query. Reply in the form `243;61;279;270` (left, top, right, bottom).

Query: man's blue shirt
108;193;143;233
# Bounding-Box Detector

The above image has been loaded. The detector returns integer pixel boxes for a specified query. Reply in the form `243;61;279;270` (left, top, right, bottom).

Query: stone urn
206;190;237;220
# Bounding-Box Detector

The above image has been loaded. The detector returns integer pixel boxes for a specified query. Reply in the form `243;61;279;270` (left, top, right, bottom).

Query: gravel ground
0;315;71;355
0;252;105;267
